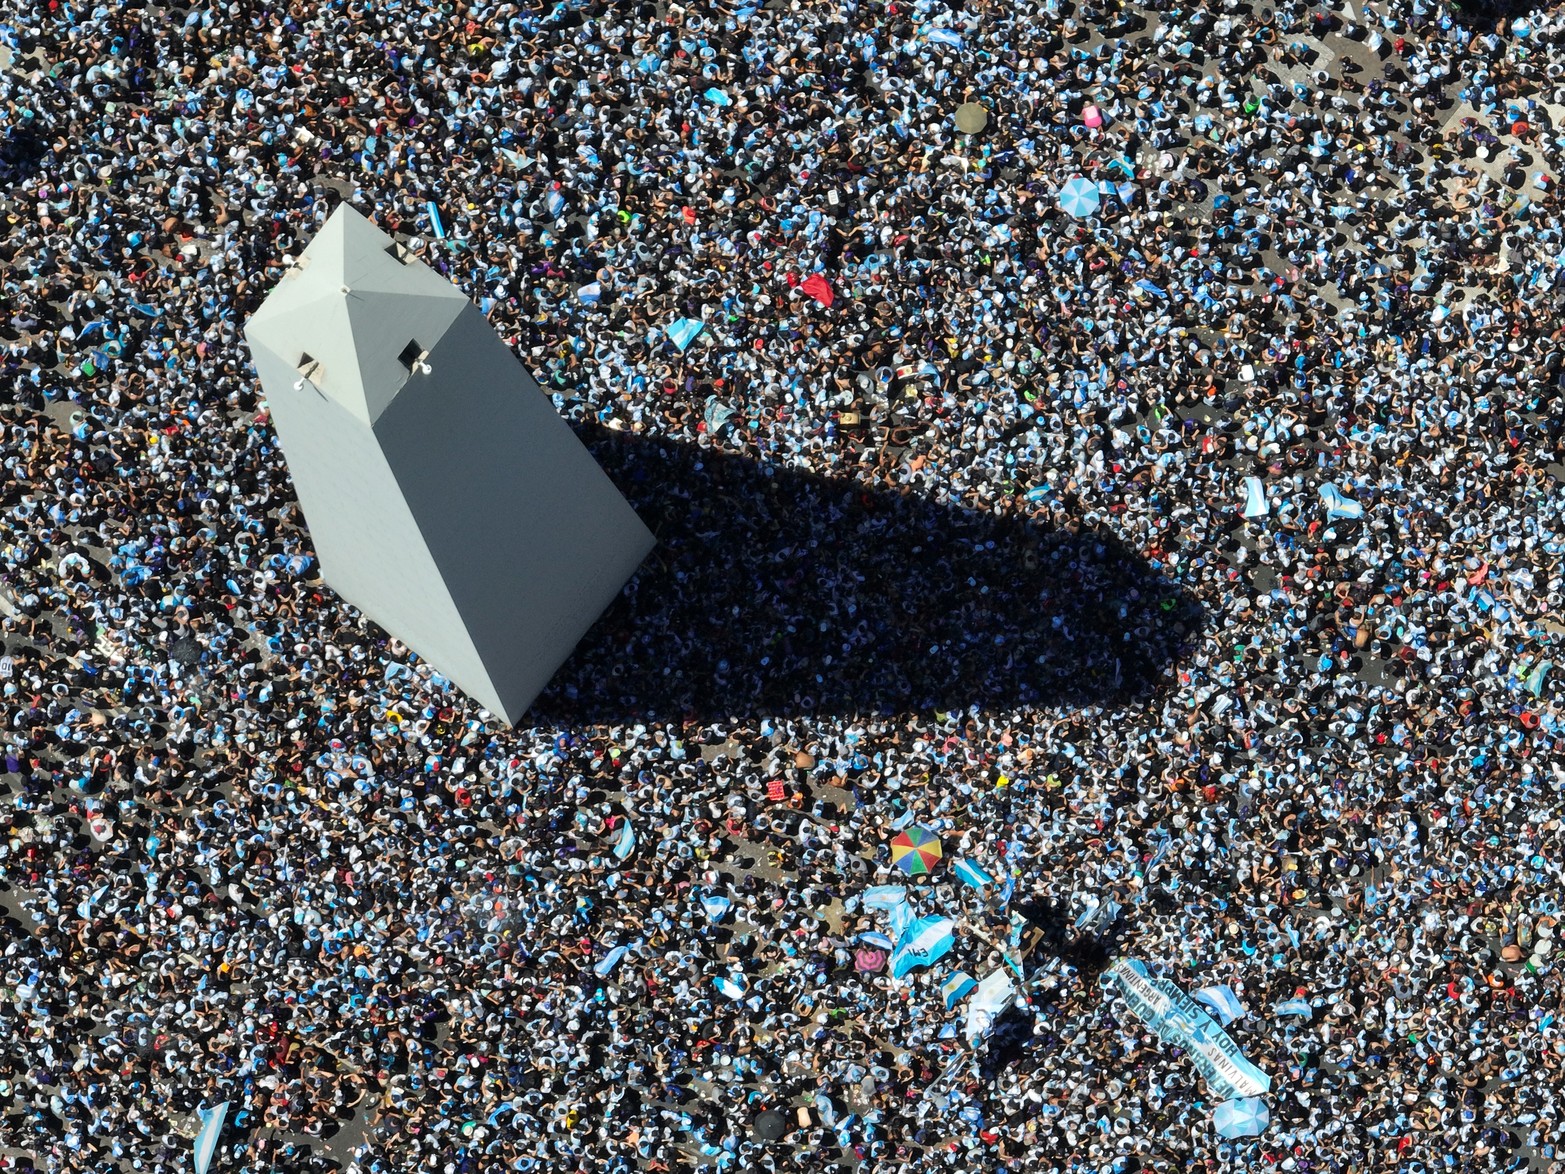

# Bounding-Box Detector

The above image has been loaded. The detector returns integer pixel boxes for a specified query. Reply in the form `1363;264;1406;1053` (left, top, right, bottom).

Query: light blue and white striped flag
714;974;748;1001
963;968;1016;1041
193;1102;229;1174
594;943;632;978
862;886;908;912
1193;985;1246;1027
886;899;917;942
1319;483;1363;520
666;317;705;352
890;916;955;979
613;821;637;860
1274;997;1313;1019
952;858;994;890
941;971;978;1009
1243;476;1269;519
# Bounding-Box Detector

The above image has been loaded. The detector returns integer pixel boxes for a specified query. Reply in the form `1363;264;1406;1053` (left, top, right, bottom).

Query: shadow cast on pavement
532;427;1205;725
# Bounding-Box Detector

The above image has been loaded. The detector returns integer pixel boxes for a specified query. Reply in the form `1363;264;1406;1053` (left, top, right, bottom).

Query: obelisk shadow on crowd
531;425;1204;724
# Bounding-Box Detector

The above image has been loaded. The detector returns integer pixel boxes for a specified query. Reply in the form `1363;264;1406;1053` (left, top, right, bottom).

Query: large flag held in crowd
942;971;978;1009
890;916;955;979
963;968;1016;1042
193;1102;229;1174
1103;959;1269;1100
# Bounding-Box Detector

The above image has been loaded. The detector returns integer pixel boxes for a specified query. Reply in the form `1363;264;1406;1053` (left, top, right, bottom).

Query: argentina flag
698;891;732;924
665;317;706;352
890;916;955;979
941;971;978;1009
1193;985;1246;1027
594;944;632;978
193;1103;229;1174
612;821;637;860
952;858;994;890
862;886;908;912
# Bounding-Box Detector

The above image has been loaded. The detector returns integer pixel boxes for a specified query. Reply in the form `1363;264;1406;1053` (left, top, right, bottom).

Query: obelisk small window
294;353;324;390
399;341;432;375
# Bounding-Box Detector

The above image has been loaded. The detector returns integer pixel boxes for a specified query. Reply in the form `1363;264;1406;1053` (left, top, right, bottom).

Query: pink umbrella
1083;105;1103;129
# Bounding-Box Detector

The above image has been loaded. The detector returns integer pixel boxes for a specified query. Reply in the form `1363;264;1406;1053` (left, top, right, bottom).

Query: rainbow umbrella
890;826;943;875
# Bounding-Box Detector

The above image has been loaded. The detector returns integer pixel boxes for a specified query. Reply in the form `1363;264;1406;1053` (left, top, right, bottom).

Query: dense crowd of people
5;0;1565;1170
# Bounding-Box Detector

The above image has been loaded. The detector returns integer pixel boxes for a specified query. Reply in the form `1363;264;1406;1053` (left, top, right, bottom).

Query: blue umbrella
1058;176;1101;218
1213;1097;1270;1139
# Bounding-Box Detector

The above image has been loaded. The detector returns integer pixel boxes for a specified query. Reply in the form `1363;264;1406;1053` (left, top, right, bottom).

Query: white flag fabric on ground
193;1102;229;1174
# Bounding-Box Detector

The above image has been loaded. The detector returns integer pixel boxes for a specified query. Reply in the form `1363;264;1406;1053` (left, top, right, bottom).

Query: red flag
800;273;835;307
